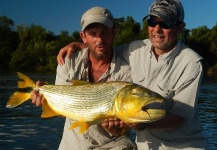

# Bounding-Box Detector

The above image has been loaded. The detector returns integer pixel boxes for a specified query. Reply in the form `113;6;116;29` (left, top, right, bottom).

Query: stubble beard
91;46;109;60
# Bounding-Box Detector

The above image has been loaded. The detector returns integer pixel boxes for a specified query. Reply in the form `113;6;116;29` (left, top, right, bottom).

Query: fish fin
41;97;59;118
69;121;84;129
6;92;31;108
69;121;91;133
72;80;92;86
43;81;49;85
79;123;91;134
17;72;36;88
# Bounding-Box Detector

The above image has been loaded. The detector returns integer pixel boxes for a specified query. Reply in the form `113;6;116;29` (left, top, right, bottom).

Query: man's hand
57;43;75;65
125;122;149;131
101;118;127;136
57;42;87;65
30;81;45;106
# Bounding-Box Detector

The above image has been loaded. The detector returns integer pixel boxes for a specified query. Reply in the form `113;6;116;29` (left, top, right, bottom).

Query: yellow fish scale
39;82;131;122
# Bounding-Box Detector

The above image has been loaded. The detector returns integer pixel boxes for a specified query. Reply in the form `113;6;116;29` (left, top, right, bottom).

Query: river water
0;72;216;150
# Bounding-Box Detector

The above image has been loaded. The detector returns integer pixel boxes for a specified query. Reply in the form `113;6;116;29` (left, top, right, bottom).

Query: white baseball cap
81;6;114;31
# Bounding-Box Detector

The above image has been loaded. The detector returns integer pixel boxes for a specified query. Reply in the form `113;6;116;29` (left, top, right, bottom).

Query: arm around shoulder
57;42;87;65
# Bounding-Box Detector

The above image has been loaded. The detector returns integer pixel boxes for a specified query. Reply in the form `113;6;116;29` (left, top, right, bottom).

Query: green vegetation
0;16;217;74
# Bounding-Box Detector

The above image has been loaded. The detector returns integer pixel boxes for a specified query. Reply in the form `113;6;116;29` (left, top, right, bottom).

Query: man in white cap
57;0;208;149
31;6;136;150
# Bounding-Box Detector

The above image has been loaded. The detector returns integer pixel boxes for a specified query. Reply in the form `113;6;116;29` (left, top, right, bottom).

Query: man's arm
57;42;87;65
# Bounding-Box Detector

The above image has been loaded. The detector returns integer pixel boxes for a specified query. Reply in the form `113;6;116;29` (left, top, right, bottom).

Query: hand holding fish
125;122;148;131
31;81;44;106
101;118;126;136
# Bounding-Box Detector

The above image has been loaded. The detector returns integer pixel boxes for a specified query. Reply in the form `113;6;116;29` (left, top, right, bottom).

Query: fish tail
6;72;36;108
17;72;36;88
6;91;31;108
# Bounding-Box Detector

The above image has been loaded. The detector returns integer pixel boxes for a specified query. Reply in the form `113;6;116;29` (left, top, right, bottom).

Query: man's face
80;23;115;59
148;16;184;53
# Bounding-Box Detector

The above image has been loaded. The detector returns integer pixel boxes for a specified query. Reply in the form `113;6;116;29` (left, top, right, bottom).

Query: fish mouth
142;99;165;111
139;99;166;122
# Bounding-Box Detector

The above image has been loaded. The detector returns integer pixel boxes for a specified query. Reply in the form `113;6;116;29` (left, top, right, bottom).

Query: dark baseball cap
143;0;184;27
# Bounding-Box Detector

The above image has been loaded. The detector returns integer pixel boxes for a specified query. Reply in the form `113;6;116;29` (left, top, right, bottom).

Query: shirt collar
149;40;182;62
81;48;89;68
109;49;116;75
80;48;114;82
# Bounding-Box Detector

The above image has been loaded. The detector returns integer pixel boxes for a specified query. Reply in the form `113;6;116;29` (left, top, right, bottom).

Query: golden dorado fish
7;72;166;133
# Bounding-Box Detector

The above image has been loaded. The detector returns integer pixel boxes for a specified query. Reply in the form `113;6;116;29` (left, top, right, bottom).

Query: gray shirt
56;48;136;150
117;39;208;150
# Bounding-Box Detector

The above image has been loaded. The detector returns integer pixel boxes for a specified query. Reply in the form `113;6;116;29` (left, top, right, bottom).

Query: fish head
114;84;166;123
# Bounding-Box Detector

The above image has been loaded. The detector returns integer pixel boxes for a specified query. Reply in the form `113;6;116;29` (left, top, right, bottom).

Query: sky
0;0;217;35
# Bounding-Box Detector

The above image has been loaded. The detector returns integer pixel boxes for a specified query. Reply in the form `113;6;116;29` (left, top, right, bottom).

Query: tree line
0;16;217;74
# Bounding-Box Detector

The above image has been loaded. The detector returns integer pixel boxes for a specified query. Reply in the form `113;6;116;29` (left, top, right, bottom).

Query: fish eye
143;92;153;97
130;88;143;97
144;90;159;97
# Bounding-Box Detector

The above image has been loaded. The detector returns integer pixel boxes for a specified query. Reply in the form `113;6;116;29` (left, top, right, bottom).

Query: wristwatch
137;123;149;131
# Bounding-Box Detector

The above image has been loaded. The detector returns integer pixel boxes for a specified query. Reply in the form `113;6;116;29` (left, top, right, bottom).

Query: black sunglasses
147;19;174;29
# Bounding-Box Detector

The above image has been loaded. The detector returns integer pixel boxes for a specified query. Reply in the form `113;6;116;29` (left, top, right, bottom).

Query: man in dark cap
121;1;208;149
57;0;208;149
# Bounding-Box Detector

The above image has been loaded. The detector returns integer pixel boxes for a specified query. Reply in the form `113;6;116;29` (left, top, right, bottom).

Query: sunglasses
147;19;175;29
